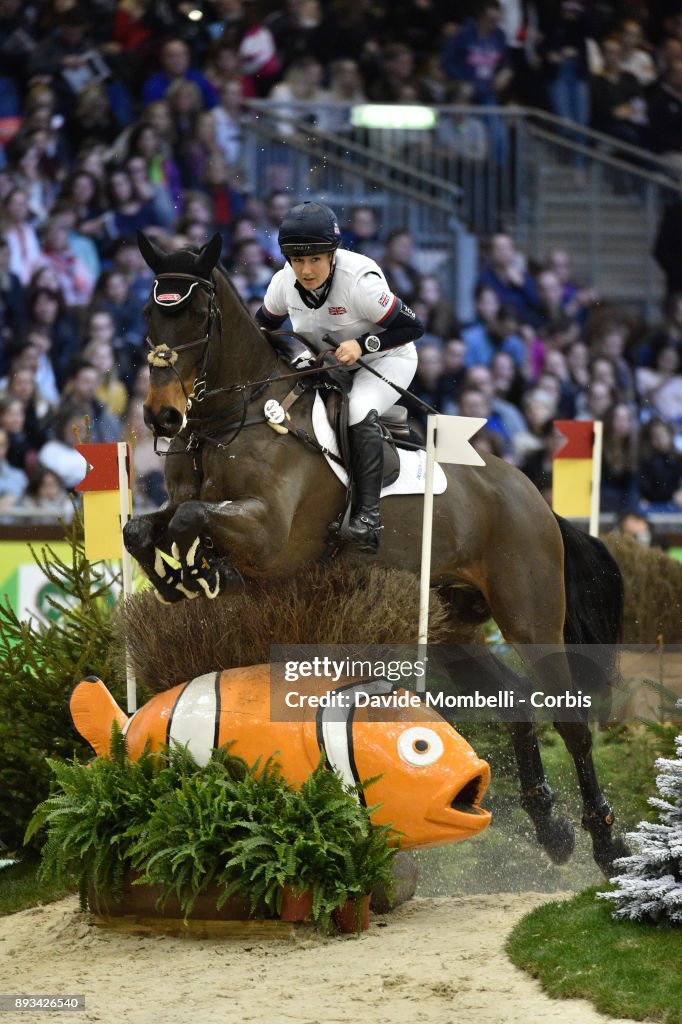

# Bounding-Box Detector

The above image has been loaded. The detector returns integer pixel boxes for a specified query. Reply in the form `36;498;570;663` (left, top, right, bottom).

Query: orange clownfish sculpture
70;666;491;850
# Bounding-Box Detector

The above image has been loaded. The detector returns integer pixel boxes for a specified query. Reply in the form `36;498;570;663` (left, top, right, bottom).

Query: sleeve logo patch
378;293;391;307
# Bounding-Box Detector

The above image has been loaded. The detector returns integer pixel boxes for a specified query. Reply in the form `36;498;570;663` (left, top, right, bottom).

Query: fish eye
397;727;444;767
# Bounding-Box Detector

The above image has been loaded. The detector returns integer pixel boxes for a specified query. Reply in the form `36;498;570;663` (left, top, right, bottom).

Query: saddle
325;390;407;488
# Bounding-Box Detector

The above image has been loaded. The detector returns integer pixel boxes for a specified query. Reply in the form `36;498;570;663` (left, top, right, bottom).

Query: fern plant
128;748;281;918
283;767;397;929
25;725;161;912
221;765;399;930
27;738;399;931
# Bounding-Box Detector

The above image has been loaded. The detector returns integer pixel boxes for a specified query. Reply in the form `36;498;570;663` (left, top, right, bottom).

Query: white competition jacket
262;249;400;351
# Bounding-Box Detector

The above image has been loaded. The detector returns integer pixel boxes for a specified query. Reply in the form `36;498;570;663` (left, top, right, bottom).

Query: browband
153;273;214;309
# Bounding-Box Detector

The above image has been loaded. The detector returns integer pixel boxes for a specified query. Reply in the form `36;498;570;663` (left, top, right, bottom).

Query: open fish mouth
413;764;491;848
450;774;488;815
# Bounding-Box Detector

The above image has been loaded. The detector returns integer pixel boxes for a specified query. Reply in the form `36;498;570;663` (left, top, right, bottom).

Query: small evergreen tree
599;701;682;926
0;516;126;852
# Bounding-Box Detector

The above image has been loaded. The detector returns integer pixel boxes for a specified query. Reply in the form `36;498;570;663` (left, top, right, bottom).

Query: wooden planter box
88;874;252;921
87;875;314;937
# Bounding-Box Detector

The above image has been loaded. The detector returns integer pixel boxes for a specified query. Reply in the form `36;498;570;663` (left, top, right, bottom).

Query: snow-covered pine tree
598;708;682;926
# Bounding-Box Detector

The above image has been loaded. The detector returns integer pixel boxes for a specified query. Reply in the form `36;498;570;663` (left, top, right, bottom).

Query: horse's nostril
146;406;183;436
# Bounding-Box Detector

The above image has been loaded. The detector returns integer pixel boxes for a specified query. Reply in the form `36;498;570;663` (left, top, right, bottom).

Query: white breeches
347;343;418;426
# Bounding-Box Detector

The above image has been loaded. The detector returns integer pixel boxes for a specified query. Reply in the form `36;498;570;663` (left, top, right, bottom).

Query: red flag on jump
75;443;132;560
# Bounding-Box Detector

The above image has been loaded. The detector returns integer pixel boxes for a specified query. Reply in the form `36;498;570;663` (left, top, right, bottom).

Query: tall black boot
342;410;384;552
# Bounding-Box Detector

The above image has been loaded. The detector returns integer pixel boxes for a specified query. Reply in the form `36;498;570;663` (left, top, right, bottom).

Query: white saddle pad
311;393;447;497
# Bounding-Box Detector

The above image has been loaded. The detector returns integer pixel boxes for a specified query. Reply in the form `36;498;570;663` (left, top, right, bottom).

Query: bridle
145;272;220;409
145;269;286;456
144;269;347;459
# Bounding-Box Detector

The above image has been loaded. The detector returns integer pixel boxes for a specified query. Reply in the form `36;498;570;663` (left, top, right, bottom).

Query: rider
254;201;424;551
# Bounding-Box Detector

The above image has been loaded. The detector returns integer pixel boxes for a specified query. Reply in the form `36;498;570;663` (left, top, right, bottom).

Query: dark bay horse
124;232;628;874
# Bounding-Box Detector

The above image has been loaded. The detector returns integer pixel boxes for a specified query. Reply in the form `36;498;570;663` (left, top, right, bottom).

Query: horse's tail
555;514;624;704
555;513;623;645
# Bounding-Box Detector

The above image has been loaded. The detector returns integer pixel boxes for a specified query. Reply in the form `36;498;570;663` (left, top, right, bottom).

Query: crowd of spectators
1;0;682;528
410;228;682;519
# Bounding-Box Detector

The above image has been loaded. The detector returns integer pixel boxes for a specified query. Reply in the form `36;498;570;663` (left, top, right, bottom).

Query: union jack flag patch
378;293;390;307
328;306;347;315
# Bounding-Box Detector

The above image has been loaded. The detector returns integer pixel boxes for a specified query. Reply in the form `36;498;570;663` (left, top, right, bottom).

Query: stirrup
340;510;383;553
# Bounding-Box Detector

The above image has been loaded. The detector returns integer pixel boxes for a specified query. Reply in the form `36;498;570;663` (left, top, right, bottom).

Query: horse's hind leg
485;552;628;875
552;717;630;875
495;661;576;865
439;642;576;865
480;550;582;865
506;719;577;865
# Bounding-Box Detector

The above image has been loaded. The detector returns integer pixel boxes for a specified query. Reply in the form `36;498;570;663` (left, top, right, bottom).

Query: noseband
145;272;219;405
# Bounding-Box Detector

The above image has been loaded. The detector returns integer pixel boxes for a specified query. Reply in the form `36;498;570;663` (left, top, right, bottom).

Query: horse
124;231;629;875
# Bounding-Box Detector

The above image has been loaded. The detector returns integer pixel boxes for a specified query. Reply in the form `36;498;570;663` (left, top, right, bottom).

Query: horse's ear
137;230;166;273
196;232;223;278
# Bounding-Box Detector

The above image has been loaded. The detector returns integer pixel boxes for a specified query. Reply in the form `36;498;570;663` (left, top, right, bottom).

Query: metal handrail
515;104;682;183
246;104;462;206
526;122;678;188
245;99;682;192
240;99;672;319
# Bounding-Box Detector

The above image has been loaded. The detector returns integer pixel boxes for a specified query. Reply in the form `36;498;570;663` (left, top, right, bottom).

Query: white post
417;417;437;692
589;421;603;538
417;414;487;693
117;442;137;712
418;416;437;646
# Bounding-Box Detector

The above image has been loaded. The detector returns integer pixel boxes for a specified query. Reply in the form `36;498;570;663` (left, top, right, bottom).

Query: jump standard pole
552;419;602;538
418;415;486;691
76;441;137;712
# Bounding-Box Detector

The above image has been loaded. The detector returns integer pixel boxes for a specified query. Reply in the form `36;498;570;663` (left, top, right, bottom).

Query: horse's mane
215;259;260;324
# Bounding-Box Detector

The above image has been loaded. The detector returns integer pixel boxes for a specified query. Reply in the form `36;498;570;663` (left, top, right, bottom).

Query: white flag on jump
431;414;487;466
418;414;488;664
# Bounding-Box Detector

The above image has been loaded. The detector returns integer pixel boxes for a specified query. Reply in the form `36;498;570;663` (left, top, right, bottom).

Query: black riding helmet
278;201;341;257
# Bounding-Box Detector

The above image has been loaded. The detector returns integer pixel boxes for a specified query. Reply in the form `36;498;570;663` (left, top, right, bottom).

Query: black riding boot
342;410;384;552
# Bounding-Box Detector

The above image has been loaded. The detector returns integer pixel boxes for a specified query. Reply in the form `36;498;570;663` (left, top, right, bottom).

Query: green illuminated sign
350;104;438;130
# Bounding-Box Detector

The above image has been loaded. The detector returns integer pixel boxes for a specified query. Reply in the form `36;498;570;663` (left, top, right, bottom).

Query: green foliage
278;766;396;929
220;764;398;930
0;518;127;852
28;740;398;932
129;746;281;918
25;725;162;913
506;886;682;1024
636;676;681;755
0;859;72;917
